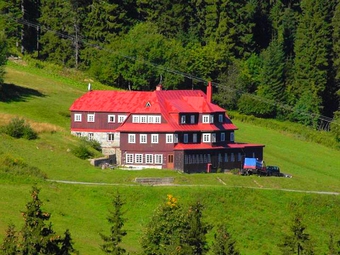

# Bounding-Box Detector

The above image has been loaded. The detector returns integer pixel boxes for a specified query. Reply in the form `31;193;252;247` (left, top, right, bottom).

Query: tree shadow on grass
0;83;45;102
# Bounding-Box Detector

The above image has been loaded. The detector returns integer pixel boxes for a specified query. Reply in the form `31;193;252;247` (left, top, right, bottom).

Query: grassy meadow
0;61;339;254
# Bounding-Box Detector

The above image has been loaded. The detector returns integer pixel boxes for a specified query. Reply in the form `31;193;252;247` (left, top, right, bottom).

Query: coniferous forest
1;0;340;131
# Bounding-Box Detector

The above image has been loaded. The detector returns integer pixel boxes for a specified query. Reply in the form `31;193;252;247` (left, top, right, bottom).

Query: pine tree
20;186;62;255
290;0;334;121
100;192;127;254
60;229;77;255
211;224;240;255
279;214;314;255
0;224;19;255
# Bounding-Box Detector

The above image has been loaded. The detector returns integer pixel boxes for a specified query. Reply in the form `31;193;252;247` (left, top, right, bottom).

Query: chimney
156;84;163;91
207;81;212;103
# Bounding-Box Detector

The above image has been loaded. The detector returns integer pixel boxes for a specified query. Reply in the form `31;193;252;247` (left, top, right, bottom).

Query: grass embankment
0;61;339;254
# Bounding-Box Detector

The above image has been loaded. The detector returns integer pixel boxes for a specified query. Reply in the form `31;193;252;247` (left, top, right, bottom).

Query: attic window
145;102;151;107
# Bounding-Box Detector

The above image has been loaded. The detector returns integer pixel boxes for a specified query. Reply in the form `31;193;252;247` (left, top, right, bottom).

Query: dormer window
202;133;211;143
202;114;214;124
219;114;224;123
230;132;234;142
145;101;151;107
181;115;186;124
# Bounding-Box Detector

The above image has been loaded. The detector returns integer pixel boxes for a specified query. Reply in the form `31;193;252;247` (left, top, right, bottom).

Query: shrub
80;137;102;152
2;117;37;140
72;143;93;159
0;154;47;179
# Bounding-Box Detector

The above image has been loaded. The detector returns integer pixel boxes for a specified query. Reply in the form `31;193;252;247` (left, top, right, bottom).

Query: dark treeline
1;0;340;128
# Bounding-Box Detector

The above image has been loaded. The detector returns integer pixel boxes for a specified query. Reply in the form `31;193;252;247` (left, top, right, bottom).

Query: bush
0;154;47;179
82;138;101;152
2;117;37;140
72;143;93;159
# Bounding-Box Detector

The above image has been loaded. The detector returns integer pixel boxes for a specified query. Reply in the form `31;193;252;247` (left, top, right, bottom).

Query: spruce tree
211;224;240;255
0;32;7;85
20;186;62;255
60;229;77;255
100;192;127;254
0;224;19;255
279;214;314;255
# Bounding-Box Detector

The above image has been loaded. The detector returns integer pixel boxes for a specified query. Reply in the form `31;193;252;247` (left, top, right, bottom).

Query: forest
1;0;340;131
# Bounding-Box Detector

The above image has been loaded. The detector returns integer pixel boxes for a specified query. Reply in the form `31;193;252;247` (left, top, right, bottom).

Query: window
107;133;114;141
230;132;234;142
154;154;163;164
75;114;82;122
132;115;139;123
168;154;174;163
140;134;147;144
193;133;197;143
151;134;159;143
126;154;133;163
108;115;115;123
174;134;179;143
221;132;225;142
87;114;95;122
202;115;210;123
183;134;188;143
145;154;153;164
212;133;216;142
238;153;242;162
200;155;203;163
181;115;186;124
154;116;161;123
148;115;154;123
219;114;224;123
202;133;211;142
218;153;222;163
128;134;136;143
210;115;214;123
140;115;147;123
118;115;126;123
224;153;228;162
88;133;94;140
185;155;188;164
231;153;235;162
166;134;173;143
207;154;211;163
135;154;143;163
190;115;195;124
204;154;207;163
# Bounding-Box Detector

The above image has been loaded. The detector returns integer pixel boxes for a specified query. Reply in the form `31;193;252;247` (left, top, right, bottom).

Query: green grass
0;61;340;254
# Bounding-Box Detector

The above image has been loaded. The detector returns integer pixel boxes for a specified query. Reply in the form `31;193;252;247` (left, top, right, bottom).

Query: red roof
70;88;238;132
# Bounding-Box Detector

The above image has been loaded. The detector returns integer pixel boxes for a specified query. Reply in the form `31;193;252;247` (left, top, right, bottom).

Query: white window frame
107;133;114;141
126;154;134;163
128;134;136;143
87;114;95;122
221;132;225;142
148;115;154;123
145;154;153;164
183;134;188;143
166;134;173;143
151;134;159;144
140;115;147;123
193;133;197;143
219;114;224;123
135;154;143;164
118;115;126;123
154;116;161;123
154;154;163;164
202;115;210;123
202;133;211;143
132;115;140;123
108;115;115;123
140;134;147;144
88;133;94;140
75;114;82;122
230;132;234;142
181;115;186;124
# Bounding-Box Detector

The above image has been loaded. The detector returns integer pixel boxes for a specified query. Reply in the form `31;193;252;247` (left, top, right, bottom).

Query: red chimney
156;84;163;91
207;81;212;103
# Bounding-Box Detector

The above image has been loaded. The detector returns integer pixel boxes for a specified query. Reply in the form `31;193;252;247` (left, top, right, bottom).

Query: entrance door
167;154;174;169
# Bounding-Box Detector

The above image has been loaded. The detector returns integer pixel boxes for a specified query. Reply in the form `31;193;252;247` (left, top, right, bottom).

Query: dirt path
47;179;339;196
